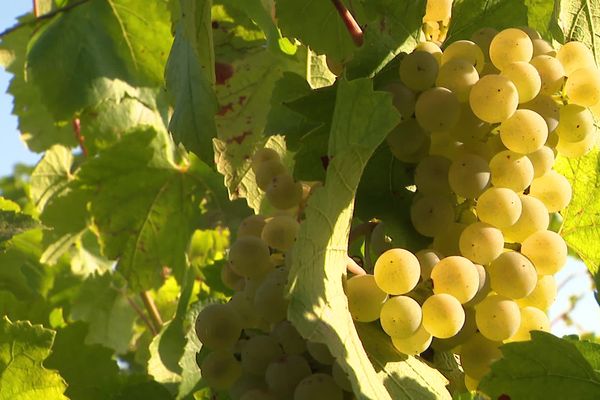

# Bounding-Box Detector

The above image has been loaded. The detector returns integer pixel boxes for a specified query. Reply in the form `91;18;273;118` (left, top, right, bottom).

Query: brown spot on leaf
321;156;331;170
215;62;234;85
238;96;247;105
226;131;251;145
217;102;234;116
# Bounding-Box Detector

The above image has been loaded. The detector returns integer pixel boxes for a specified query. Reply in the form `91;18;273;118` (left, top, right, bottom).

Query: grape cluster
350;27;596;391
195;149;352;399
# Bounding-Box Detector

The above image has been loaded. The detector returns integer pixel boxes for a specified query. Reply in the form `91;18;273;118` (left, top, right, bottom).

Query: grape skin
391;324;433;355
442;40;485;73
529;170;572;213
521;230;568;275
293;373;343;400
410;194;455;237
431;256;480;303
201;351;242;390
489;150;534;193
489;28;533;71
346;274;388;322
499;109;548;154
265;355;311;398
460;333;502;380
476;187;522;228
469;74;519;123
196;303;243;351
448;153;491;199
475;294;521;341
501;61;541;103
459;222;504;265
517;275;557;310
373;248;421;295
422;293;466;338
380;296;422;338
506;306;550;342
557;41;596;75
502;195;549;243
436;59;479;102
400;51;439;92
415;87;461;132
565;67;600;107
530;55;566;95
488;251;538;299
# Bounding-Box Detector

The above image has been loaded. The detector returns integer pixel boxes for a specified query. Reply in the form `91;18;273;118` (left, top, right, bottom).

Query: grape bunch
195;149;352;399
348;26;596;391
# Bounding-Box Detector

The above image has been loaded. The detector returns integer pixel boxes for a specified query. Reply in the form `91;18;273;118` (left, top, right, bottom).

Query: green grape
400;51;439;91
325;56;344;76
293;373;343;400
557;129;598;157
469;74;519;123
373;248;421;295
502;195;549;243
229;292;261;329
501;61;541;103
475;294;521;341
530;55;566;95
254;159;287;191
346;274;388;321
465;263;491;306
489;150;534;192
521;230;568;275
229;374;268;400
517;275;557;310
266;173;303;210
565;67;600;106
431;306;478;351
459;222;504;265
442;40;485;73
449;103;489;144
521;94;560;133
238;215;267;238
331;362;352;392
488;251;538;299
431;255;480;303
229;236;273;278
240;389;277;400
459;333;502;380
532;38;556;57
306;341;334;365
422;293;465;338
556;104;595;143
386;119;431;163
529;170;572;213
433;222;467;256
429;130;462;160
221;262;245;291
415;156;451;195
489;28;533;70
391;324;433;355
369;221;393;257
254;268;289;323
201;350;242;390
410;194;455;237
261;215;299;251
506;306;550;342
415;248;442;280
196;303;243;350
476;187;522;228
464;375;480;392
252;148;280;170
241;335;284;376
436;59;479;102
270;321;306;356
415;41;443;64
380;296;422;338
519;26;542;40
527;146;555;178
470;28;498;59
265;354;311;398
415;87;461;132
499;109;548;154
424;0;452;21
385;82;416;120
557;41;596;75
448;153;491;199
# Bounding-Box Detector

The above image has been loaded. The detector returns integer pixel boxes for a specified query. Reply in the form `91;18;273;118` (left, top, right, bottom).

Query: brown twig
140;291;164;333
33;0;39;18
72;118;88;157
331;0;364;47
123;293;158;336
0;0;92;38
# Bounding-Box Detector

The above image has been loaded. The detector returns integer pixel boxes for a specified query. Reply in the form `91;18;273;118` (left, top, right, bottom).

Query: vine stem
140;291;164;333
72;118;88;157
331;0;364;47
123;292;158;336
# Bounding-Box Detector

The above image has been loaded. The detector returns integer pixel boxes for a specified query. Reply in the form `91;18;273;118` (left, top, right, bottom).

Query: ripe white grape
502;195;549;243
565;67;600;106
201;351;242;390
520;94;560;133
465;263;491;307
271;321;306;355
221;262;245;292
488;251;538;299
464;375;480;391
499;109;548;154
442;40;485;73
433;222;467;256
476;187;522;228
400;51;439;91
436;59;479;102
501;61;541;103
556;104;595;143
459;333;502;380
448;153;491;199
410;194;455;237
521;230;568;275
254;268;289;323
261;215;299;251
229;236;273;278
557;41;596;75
475;294;521;341
196;303;243;351
529;170;572;213
293;373;343;400
431;256;480;303
517;274;557;310
386;82;417;121
449;103;489;144
265;355;311;398
557;129;598;157
254;160;287;191
252;148;280;170
380;296;422;338
346;274;388;322
415;248;442;280
387;119;430;163
415;41;443;64
489;150;534;192
422;293;466;338
415;87;461;132
530;55;566;95
391;324;433;355
469;74;519;123
532;38;556;57
506;306;550;342
527;146;555;178
431;306;478;351
470;28;498;59
374;248;421;295
458;222;504;265
241;335;283;376
266;173;303;210
489;28;533;70
414;155;452;195
238;215;267;238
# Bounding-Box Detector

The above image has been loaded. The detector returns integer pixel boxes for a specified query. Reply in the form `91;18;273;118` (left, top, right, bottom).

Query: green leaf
0;317;67;400
44;322;120;400
555;149;600;278
0;201;39;247
356;323;451;400
30;145;74;212
479;331;600;400
177;302;204;399
555;0;600;63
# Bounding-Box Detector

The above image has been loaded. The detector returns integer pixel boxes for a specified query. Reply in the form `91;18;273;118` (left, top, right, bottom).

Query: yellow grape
293;373;343;400
506;306;550;342
201;351;242;390
265;355;311;398
565;67;600;106
556;104;595;143
266;173;303;210
476;187;522;228
422;293;465;338
374;248;421;295
433;222;467;256
502;195;549;243
386;119;430;163
241;336;284;377
346;274;388;322
521;230;568;275
306;342;334;365
380;296;422;338
254;159;287;191
517;275;557;310
410;194;455;237
385;82;417;121
489;150;534;192
414;155;452;195
459;332;502;380
415;41;443;64
520;94;560;133
532;38;556;57
459;222;504;265
557;129;598;157
489;28;533;70
254;268;289;323
529;170;572;213
475;294;521;341
261;215;299;251
415;87;461;132
501;61;541;103
391;324;433;355
499;109;548;154
237;215;267;238
196;303;243;351
469;74;519;123
436;59;479;102
429;130;462;160
431;256;480;303
465;263;491;307
442;40;485;73
400;51;439;91
449;103;489;144
557;41;595;75
470;28;498;59
527;146;555;178
229;236;273;278
416;248;442;280
252;148;280;170
518;26;542;40
488;251;538;299
530;55;566;95
221;262;245;292
271;320;306;356
448;153;491;199
431;306;478;351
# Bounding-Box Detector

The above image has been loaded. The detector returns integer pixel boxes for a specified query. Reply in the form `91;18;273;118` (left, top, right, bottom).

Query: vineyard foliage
0;0;600;399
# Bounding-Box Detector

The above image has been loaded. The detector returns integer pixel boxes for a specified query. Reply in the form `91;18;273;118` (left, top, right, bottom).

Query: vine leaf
555;0;600;64
287;78;449;399
0;198;39;248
